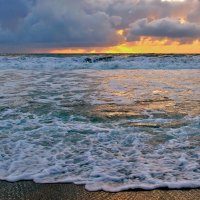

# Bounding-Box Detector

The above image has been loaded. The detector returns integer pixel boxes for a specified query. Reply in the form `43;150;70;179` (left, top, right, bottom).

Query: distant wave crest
0;54;200;70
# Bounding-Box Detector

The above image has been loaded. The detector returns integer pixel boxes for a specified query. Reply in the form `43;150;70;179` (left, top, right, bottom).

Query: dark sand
0;181;200;200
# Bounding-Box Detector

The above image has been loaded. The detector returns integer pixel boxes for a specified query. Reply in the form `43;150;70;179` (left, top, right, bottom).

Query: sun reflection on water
90;70;200;122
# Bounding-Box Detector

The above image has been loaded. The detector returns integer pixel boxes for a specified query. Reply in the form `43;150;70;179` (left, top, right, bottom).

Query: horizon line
1;53;200;55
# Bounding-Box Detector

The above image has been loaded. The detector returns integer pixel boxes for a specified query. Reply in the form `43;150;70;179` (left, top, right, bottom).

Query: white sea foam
0;54;200;70
0;59;200;191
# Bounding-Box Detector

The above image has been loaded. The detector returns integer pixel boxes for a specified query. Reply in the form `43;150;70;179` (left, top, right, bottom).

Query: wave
0;113;200;192
0;62;200;192
0;54;200;70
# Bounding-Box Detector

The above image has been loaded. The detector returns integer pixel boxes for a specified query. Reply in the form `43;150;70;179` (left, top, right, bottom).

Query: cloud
21;0;124;47
0;0;123;50
0;0;34;30
126;18;200;41
90;0;196;28
188;1;200;23
0;0;199;52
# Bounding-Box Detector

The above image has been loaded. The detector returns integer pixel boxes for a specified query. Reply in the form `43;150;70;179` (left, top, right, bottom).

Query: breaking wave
0;54;200;70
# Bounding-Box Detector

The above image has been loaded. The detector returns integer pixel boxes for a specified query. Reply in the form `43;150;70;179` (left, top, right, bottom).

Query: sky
0;0;200;53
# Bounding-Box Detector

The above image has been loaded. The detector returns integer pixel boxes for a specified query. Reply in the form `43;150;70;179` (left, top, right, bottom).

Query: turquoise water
0;55;200;191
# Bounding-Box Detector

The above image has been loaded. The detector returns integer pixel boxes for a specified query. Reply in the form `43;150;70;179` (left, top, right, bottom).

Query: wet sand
0;181;200;200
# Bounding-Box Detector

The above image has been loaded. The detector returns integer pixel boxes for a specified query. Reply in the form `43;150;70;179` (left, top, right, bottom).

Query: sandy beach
0;181;199;200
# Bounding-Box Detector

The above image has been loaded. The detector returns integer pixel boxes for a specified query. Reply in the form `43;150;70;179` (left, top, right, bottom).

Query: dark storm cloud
0;0;30;30
19;0;123;47
127;18;200;41
0;0;200;52
0;0;123;50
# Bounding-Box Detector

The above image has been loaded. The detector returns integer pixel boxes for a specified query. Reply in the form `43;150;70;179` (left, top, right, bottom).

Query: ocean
0;54;200;192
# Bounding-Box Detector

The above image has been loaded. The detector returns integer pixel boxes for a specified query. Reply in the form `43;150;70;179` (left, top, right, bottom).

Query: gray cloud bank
127;18;200;41
0;0;200;52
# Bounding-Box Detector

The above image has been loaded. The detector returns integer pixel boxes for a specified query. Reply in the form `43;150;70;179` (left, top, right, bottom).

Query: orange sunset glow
50;38;200;54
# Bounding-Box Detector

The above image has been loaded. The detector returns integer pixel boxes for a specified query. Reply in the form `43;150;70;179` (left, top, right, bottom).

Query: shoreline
1;181;200;200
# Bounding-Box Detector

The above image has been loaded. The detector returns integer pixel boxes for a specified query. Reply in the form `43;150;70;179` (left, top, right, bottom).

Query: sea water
0;54;200;191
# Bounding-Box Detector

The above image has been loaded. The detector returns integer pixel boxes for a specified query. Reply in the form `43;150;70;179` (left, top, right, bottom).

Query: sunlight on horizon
50;39;200;54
